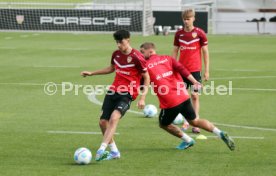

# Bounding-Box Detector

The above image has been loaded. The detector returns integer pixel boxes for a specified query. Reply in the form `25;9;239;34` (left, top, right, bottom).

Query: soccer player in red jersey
172;8;210;133
81;30;150;161
140;42;235;151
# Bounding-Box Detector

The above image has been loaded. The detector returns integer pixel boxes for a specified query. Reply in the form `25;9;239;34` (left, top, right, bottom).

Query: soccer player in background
140;42;235;151
172;8;210;133
81;30;150;161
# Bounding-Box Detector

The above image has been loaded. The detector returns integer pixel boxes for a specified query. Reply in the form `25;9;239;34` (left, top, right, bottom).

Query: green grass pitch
0;32;276;176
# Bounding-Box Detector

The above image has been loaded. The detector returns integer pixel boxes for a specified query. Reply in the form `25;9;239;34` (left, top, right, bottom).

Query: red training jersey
110;49;147;100
146;54;191;109
173;27;208;72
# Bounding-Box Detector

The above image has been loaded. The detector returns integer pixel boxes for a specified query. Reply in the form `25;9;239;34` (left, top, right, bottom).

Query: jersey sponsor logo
147;58;168;69
40;16;131;26
155;71;173;80
192;32;197;38
180;46;197;50
116;69;130;75
156;74;162;80
162;71;173;78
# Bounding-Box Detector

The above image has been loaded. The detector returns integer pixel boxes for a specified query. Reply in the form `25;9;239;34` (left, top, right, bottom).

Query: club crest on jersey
127;56;132;63
192;32;197;38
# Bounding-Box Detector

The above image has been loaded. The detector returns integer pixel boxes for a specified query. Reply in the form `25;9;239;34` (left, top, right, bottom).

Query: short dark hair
140;42;156;50
113;30;130;41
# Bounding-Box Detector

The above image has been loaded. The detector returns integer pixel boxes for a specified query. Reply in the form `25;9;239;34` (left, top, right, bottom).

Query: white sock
212;127;222;137
181;132;192;142
109;142;119;152
98;143;108;151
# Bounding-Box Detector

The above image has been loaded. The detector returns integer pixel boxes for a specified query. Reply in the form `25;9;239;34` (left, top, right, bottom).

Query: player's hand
137;99;145;109
192;81;202;91
203;71;209;81
81;71;92;77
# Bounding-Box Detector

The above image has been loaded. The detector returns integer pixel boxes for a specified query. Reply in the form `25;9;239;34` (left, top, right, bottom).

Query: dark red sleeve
171;57;190;78
198;28;208;46
133;52;147;73
110;51;116;65
173;31;180;47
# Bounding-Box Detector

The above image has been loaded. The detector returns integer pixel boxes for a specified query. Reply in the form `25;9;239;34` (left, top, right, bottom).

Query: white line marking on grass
203;87;276;92
231;88;276;91
87;93;276;132
213;122;276;132
0;82;46;86
211;75;276;80
5;37;13;40
213;68;275;72
0;47;89;51
190;134;264;140
47;130;119;135
32;65;81;68
49;47;89;51
20;35;29;38
0;47;16;49
214;68;260;72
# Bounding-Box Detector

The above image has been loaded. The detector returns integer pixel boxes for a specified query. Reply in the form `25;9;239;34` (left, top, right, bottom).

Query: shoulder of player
194;27;206;35
175;29;184;36
111;50;120;57
130;49;145;60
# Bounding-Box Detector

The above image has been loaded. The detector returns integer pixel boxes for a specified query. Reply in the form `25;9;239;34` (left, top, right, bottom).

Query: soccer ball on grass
143;104;158;118
173;113;184;125
74;147;92;165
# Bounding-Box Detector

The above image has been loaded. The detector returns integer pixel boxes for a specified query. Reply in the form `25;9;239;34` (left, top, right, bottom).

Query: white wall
213;0;276;34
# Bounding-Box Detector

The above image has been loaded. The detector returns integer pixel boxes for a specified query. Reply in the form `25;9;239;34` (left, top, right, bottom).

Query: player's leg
159;108;194;150
181;77;192;130
100;110;121;149
188;118;235;151
190;71;202;133
97;93;132;161
191;92;200;116
95;92;115;161
181;99;235;151
96;110;121;161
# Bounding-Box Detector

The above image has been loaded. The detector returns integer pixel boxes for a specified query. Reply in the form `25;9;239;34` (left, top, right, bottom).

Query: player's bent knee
188;118;200;126
159;123;168;129
191;94;199;100
99;119;108;127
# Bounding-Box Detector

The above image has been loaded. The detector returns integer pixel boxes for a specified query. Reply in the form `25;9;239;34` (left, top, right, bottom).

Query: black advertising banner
0;9;143;32
153;11;208;33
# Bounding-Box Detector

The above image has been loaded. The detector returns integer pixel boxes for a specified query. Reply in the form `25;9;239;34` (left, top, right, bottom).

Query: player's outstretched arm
137;72;150;109
81;65;115;77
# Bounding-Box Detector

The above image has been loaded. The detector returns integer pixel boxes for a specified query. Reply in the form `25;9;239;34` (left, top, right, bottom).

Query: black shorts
182;71;201;91
159;99;196;126
100;91;132;120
